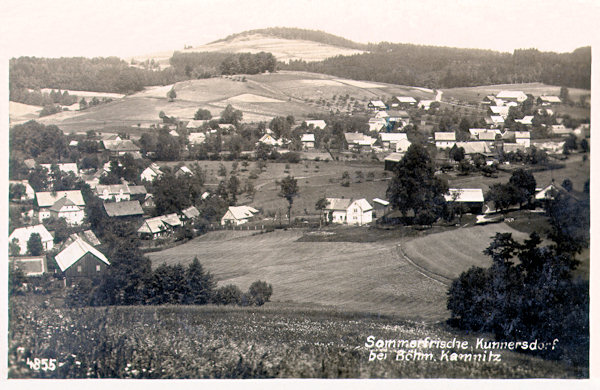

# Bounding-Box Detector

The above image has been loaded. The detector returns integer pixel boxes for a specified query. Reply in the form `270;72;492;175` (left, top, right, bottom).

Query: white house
368;100;387;111
496;90;527;103
379;133;408;150
138;213;183;239
9;224;54;255
301;133;315;149
188;132;206;145
434;132;456;148
486;116;505;127
444;188;485;213
95;184;131;202
418;100;435;110
540;95;561;105
324;198;373;226
141;163;163;182
9;180;35;201
36;190;85;222
489;106;510;119
395;138;412;153
515;116;534;126
49;197;85;225
40;163;80;177
175;166;193;177
368;118;387;132
257;134;281;147
550;125;574;137
515;131;531;147
394;96;417;106
344;132;376;150
221;206;258;226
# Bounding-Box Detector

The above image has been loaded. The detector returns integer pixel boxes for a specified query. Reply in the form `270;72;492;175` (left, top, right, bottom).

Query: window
77;266;82;273
96;265;101;272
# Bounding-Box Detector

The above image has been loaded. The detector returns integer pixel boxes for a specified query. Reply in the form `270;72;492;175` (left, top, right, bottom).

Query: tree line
280;46;591;89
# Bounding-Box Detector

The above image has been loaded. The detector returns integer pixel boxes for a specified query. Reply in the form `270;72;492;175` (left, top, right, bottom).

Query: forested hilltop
280;45;591;89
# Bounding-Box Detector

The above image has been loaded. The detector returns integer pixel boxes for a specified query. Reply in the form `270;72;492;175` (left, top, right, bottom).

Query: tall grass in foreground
8;300;586;379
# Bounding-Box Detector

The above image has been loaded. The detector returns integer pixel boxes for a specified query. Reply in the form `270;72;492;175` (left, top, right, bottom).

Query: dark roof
103;200;144;217
182;206;200;219
128;185;147;195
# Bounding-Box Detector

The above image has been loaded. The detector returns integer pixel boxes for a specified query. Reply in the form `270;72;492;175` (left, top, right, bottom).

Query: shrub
66;278;94;308
215;284;243;305
247;280;273;306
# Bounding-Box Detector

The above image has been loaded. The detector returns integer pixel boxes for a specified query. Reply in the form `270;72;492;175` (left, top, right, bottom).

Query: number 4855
26;357;57;371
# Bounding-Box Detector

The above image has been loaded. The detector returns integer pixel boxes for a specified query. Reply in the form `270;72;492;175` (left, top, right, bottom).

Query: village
8;84;590;288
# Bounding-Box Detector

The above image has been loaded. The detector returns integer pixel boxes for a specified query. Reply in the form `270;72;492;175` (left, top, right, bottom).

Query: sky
1;0;599;59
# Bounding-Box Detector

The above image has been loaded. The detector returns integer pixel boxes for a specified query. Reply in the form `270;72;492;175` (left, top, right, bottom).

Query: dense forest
9;57;181;96
169;52;276;78
280;45;591;89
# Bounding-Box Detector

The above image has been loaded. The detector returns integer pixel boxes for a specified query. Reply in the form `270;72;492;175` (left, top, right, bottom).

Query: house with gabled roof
141;163;163;182
515;116;534;126
367;100;387;111
540;95;561;105
24;158;37;170
103;200;144;218
221;206;258;226
36;190;85;222
102;139;140;157
515;131;531;147
434;132;456;149
324;198;373;226
9;180;35;201
393;96;417;107
368;118;387;132
95;184;131;202
496;90;527;103
138;213;182;239
40;163;80;177
175;166;193;177
304;120;327;130
49;197;85;225
489;106;510;118
54;238;110;285
550;125;574;137
9;224;54;255
444;188;485;214
379;133;408;150
344;132;376;151
257;134;281;147
181;206;200;221
188;132;206;145
301;133;315;149
486;116;505;128
455;141;493;155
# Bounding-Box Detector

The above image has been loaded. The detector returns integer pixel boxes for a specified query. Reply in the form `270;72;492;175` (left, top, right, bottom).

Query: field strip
395;244;452;286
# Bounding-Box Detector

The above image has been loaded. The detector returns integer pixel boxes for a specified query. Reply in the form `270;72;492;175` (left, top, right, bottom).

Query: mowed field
148;229;450;321
32;70;438;132
402;223;528;281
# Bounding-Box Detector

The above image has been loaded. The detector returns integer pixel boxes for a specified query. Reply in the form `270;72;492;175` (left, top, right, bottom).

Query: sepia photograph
1;0;597;386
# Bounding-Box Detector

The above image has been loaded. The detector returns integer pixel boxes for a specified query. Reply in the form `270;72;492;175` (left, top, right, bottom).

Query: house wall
347;205;372;226
516;138;531;147
63;252;108;286
328;210;347;224
52;208;85;225
436;141;456;149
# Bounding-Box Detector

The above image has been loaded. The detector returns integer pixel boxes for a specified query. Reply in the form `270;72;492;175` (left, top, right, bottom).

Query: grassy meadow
8;298;587;379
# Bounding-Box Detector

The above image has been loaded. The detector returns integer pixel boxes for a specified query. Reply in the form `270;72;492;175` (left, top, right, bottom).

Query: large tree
27;233;43;256
278;176;299;225
508;168;536;207
386;144;448;224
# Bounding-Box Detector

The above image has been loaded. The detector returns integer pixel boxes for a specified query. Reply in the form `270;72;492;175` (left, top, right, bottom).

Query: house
188;132;206;145
574;124;590;138
175;166;193;177
24;158;37;170
531;140;565;153
367;100;387;111
141;163;163;182
486;116;505;128
49;197;85;225
502;143;527;153
368;118;387;132
103;200;144;218
301;133;315;149
138;213;182;239
100;133;122;141
9;256;47;277
386;110;410;123
36;190;85;222
489;106;510;119
473;130;498;142
455;141;493;155
535;183;563;201
550;125;574;137
379;133;408;150
128;185;148;201
444;188;485;214
418;100;434;110
102;139;140;157
9;180;35;201
40;163;79;177
218;124;235;131
54;238;110;285
82;170;104;189
434;132;456;149
540;95;561;105
496;90;527;103
169;129;180;137
181;206;200;221
9;224;54;255
257;134;281;147
221;206;258;226
393;96;417;107
95;184;131;202
63;230;101;248
395;138;412;153
384;152;404;171
514;116;534;126
304;120;327;130
186;120;207;129
324;198;373;226
515;131;531;147
344;132;376;151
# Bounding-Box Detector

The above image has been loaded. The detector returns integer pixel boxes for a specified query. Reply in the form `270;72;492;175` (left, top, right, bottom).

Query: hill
31;71;436;132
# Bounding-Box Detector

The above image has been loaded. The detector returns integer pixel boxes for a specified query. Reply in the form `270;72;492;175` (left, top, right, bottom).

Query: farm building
540;95;561;105
301;133;315;149
496;90;527;103
9;224;54;255
384;152;404;171
138;213;183;239
535;183;562;201
489;106;510;118
368;118;387;132
257;134;281;147
386;110;410;123
455;141;493;155
550;125;574;137
36;190;85;222
141;163;163;182
82;171;104;189
185;120;207;129
367;100;386;111
417;100;434;110
304;120;327;130
393;96;417;107
128;185;148;201
62;230;101;248
434;132;456;149
444;188;485;214
395;138;412;153
101;139;140;157
502;143;527;153
48;196;85;225
372;198;390;218
344;132;376;151
221;206;258;226
9;256;47;277
514;116;534;126
9;180;35;201
181;206;200;221
324;198;373;226
486;116;505;127
175;166;193;177
24;158;37;170
54;238;110;286
103;200;144;218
